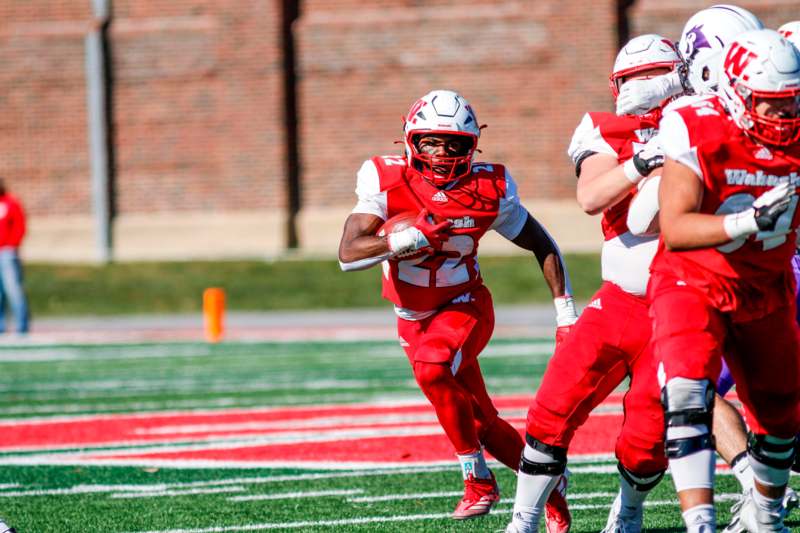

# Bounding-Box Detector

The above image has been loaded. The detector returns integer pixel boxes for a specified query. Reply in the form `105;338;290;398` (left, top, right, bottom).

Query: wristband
553;296;578;327
723;209;759;240
623;158;644;184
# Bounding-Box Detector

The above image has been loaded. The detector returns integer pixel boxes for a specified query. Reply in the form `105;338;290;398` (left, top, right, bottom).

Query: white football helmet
403;89;481;186
718;29;800;146
779;21;800;51
609;34;682;101
678;4;764;95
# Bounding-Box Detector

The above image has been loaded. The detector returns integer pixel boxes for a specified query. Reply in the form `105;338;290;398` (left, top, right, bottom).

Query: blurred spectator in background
0;179;29;334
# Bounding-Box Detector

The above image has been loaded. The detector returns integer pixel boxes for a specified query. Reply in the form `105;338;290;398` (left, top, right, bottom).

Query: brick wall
1;1;798;257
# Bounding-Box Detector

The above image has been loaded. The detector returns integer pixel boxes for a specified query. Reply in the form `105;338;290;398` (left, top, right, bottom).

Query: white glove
723;182;796;240
387;227;430;254
616;71;684;116
623;136;664;183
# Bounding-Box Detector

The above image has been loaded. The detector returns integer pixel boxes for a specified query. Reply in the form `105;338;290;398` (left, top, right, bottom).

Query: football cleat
452;471;500;520
601;491;644;533
782;487;799;518
545;471;572;533
0;519;15;533
723;490;789;533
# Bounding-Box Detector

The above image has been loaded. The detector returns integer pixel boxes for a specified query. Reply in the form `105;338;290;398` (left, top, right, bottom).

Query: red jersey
0;194;25;248
351;156;527;313
567;112;660;240
652;95;800;320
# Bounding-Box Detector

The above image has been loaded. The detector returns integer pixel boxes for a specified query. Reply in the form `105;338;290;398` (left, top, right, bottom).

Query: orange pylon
203;288;225;343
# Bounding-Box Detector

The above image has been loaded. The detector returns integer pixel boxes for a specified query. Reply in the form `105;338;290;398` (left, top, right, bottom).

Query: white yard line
228;489;364;502
111;486;247;499
123;494;745;533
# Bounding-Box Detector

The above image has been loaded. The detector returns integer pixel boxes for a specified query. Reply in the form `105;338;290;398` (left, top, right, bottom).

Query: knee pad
519;433;567;476
661;378;716;459
748;433;796;486
618;463;665;492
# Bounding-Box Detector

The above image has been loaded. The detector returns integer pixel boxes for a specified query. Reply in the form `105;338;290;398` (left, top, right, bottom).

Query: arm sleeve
658;111;701;177
627;175;661;236
351;160;388;220
491;169;529;240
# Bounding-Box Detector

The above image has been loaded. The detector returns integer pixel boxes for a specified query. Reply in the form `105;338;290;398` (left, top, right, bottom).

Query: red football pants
649;270;800;437
398;285;519;460
527;282;667;475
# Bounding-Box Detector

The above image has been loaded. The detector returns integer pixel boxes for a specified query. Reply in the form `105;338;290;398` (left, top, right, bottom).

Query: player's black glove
753;182;795;231
632;138;665;177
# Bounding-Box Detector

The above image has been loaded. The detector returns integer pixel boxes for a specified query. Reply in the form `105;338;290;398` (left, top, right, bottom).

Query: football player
622;6;800;526
504;34;681;533
651;29;800;532
338;89;577;521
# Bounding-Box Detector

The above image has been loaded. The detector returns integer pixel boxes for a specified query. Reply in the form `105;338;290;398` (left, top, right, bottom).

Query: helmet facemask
407;132;477;186
736;85;800;146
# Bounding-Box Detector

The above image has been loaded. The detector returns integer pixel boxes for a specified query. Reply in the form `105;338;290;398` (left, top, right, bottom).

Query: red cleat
452;472;501;520
545;472;572;533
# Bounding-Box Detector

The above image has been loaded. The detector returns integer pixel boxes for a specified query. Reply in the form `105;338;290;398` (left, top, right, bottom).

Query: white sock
618;470;660;517
731;452;755;492
682;504;715;532
752;486;784;513
457;449;491;480
509;444;560;533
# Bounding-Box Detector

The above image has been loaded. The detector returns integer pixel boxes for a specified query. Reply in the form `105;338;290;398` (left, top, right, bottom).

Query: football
377;211;428;261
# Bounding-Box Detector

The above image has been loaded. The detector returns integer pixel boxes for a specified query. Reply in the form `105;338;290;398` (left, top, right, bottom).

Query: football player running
504;34;681;533
338;89;577;521
651;29;800;532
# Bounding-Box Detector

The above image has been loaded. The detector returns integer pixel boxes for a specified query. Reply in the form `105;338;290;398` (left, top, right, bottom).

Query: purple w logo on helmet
684;24;712;60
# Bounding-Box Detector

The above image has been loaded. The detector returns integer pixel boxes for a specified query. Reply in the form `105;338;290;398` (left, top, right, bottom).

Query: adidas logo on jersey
587;298;602;310
754;146;773;161
432;191;448;203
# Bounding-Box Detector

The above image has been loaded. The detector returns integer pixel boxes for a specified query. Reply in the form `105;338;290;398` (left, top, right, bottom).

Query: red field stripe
5;394;585;449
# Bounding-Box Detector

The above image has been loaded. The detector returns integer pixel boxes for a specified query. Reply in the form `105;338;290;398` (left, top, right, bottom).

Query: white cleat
782;487;798;518
723;490;789;533
600;492;643;533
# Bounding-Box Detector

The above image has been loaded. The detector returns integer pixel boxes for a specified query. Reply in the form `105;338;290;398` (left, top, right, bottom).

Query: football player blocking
338;89;577;525
564;6;797;531
507;33;680;533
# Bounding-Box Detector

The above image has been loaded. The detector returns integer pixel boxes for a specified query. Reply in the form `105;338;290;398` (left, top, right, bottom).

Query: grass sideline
24;254;601;316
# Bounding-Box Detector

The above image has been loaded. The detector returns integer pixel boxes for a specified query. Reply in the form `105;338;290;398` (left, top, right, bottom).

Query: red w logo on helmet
725;43;757;81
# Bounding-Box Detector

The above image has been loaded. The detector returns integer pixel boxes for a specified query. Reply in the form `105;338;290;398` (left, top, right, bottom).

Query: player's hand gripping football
387;209;451;255
723;182;797;240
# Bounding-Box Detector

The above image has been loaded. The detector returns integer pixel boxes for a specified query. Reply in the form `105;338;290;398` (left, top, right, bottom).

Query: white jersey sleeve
567;113;617;166
491;168;529;240
351;160;388;219
658;110;701;177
